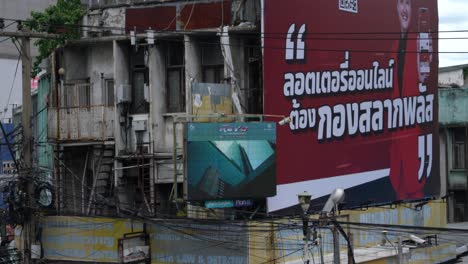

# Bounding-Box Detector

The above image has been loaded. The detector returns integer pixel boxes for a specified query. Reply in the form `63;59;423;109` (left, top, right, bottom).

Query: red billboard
264;0;439;213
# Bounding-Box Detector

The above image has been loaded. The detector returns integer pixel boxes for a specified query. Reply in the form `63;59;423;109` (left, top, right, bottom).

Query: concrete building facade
48;0;262;217
439;64;468;223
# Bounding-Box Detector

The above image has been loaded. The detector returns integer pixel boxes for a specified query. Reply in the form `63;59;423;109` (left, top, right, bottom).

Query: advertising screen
186;122;276;201
263;0;439;212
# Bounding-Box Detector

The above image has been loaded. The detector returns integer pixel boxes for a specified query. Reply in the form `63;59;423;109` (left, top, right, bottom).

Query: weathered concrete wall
113;40;130;154
88;0;261;27
439;87;468;125
85;7;126;37
149;44;168;151
185;35;202;115
64;47;88;81
439;70;464;87
231;0;261;24
229;35;248;111
87;43;114;104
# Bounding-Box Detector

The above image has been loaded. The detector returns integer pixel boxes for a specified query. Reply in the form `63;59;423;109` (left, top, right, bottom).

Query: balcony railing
48;83;115;141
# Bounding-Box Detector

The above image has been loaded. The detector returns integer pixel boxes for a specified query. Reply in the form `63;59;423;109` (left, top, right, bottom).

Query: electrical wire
3;55;20;121
4;17;468;55
32;178;468;243
11;182;468;262
3;7;467;262
0;37;11;44
6;16;468;37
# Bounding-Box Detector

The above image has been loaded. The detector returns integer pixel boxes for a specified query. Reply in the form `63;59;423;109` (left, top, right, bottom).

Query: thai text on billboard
263;0;439;213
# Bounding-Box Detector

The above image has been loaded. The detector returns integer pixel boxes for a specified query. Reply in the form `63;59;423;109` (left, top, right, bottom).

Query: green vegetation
25;0;85;76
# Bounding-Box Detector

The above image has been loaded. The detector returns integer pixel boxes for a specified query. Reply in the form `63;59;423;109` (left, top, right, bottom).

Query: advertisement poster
186;122;276;201
191;83;233;122
264;0;439;212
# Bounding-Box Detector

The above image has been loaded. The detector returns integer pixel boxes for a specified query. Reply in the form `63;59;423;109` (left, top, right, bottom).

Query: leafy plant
25;0;85;76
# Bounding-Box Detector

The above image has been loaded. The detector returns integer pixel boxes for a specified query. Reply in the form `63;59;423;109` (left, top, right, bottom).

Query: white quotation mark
285;24;307;61
418;133;433;181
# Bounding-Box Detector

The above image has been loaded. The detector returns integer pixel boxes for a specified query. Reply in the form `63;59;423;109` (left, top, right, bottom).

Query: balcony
48;83;115;142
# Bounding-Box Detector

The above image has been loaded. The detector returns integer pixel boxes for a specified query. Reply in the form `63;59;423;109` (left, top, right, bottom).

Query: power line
5;16;468;42
0;37;11;44
6;16;468;36
3;54;21;120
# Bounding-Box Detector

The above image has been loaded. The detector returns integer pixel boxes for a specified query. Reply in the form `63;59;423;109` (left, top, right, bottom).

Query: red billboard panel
126;6;177;32
180;1;231;30
264;0;439;213
125;1;230;33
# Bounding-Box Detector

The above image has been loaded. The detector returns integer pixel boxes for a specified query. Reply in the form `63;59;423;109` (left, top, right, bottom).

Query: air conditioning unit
128;114;150;154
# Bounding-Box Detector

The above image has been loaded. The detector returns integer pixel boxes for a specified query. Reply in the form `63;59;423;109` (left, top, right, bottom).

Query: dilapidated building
47;0;263;217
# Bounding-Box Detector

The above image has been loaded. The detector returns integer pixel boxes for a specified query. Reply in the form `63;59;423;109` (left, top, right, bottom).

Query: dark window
203;66;224;83
77;83;91;107
247;40;262;114
130;48;149;114
167;42;185;113
105;79;115;106
61;84;73;108
131;70;149;114
202;42;224;83
453;128;466;169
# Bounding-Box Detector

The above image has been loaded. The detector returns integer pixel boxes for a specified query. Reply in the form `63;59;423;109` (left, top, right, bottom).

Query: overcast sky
438;0;468;67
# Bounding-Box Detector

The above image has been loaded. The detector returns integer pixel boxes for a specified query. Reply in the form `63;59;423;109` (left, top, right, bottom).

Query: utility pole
0;29;59;264
20;34;34;264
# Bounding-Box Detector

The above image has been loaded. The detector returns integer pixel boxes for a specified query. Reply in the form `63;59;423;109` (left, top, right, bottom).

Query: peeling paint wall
63;48;88;81
85;7;126;37
439;87;468;125
87;43;114;104
439;70;464;87
53;0;263;214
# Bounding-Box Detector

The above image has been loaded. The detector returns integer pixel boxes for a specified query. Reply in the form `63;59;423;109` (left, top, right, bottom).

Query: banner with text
264;0;439;212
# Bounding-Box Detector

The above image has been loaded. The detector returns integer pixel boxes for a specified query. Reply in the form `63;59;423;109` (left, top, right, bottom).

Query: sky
438;0;468;67
0;59;22;122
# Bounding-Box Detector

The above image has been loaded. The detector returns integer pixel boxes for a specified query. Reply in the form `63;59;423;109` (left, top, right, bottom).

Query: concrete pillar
113;40;130;155
184;35;202;116
228;36;248;112
113;40;129;207
148;43;167;200
149;44;168;151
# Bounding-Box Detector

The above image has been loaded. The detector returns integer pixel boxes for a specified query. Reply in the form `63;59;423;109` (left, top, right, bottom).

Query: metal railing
49;83;115;141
